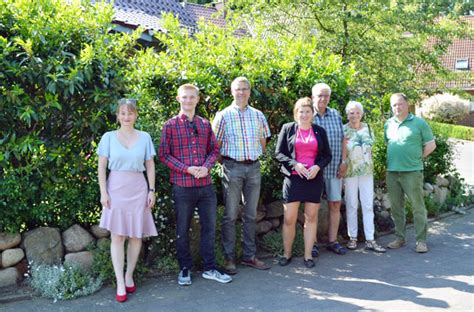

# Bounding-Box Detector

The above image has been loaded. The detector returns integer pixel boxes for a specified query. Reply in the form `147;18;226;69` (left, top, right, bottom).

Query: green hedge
428;121;474;141
0;0;138;231
0;2;354;240
126;14;354;259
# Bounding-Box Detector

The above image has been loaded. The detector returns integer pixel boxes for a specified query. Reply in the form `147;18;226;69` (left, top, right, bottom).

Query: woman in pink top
275;97;332;268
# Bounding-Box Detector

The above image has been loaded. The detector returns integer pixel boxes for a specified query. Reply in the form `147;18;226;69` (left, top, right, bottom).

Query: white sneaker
178;268;192;286
202;269;232;284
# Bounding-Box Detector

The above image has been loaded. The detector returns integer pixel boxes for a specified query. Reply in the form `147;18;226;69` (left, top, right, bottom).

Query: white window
455;59;469;70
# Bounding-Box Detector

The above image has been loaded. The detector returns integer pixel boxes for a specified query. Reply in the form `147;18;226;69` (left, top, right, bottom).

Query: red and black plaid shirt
159;113;218;187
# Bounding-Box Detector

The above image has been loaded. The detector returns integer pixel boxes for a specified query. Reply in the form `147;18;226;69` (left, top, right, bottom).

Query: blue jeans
172;184;217;271
221;159;261;260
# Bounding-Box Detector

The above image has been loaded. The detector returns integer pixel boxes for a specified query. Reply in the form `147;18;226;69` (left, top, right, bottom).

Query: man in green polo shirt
384;93;436;253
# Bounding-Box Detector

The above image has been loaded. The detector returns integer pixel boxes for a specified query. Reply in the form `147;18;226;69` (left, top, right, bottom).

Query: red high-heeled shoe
116;293;127;303
125;285;136;294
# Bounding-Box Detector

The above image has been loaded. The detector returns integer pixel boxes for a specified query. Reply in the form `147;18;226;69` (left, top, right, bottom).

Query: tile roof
185;3;226;28
428;16;474;91
107;0;227;33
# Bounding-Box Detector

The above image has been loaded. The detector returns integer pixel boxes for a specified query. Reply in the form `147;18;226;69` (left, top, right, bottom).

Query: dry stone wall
0;225;109;288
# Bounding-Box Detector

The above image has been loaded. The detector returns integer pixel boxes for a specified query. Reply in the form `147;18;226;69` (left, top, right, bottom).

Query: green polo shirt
384;113;434;172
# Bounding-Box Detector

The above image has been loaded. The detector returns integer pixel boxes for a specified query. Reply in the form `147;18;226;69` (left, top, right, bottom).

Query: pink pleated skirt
99;171;158;238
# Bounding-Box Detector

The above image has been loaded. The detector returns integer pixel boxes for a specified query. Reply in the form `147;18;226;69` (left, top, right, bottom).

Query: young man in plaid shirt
212;77;272;275
159;84;232;286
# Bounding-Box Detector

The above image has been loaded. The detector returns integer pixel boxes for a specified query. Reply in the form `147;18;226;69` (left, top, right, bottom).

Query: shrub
29;263;102;301
0;0;138;232
125;14;354;259
260;136;284;203
420;93;470;124
445;172;472;208
424;194;443;216
368;120;387;184
423;134;454;184
89;243;114;285
144;194;177;266
405;194;444;223
89;241;149;285
428;121;474;141
214;205;245;266
154;255;179;274
261;224;304;257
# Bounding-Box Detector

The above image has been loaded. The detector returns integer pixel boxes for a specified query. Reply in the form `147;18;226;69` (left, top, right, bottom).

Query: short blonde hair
231;76;251;90
293;97;314;121
177;83;200;96
116;98;137;115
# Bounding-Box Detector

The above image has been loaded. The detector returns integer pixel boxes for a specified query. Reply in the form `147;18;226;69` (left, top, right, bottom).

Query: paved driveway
450;138;474;187
2;211;473;312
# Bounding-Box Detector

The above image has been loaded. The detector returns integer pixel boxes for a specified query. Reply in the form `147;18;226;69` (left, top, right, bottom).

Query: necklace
297;127;313;144
349;122;362;130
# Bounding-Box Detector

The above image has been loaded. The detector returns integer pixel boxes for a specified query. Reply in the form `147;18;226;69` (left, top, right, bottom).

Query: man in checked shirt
159;84;232;286
212;77;272;275
311;83;348;256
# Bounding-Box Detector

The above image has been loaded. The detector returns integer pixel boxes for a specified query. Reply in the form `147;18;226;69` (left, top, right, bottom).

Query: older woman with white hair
342;101;385;253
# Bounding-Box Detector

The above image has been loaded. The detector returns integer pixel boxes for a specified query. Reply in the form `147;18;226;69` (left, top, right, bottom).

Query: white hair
345;101;364;115
311;83;332;95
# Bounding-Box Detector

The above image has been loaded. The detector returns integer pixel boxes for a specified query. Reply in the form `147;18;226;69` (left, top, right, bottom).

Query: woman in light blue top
97;98;157;302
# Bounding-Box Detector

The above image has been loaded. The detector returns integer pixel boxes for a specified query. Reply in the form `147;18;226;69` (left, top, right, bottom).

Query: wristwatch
148;188;155;192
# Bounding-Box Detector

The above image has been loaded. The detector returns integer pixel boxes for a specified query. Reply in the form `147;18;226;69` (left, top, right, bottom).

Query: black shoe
278;256;292;266
326;242;347;255
303;258;315;268
311;244;320;258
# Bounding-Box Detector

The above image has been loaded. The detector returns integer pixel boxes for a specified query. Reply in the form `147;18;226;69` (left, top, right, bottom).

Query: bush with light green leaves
123;14;354;262
0;0;138;232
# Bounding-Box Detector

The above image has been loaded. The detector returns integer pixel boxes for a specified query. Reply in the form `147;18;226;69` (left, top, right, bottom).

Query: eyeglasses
189;121;198;137
234;88;250;92
314;94;330;98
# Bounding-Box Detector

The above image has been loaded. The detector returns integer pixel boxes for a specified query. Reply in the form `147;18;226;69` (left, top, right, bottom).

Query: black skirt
282;173;324;204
